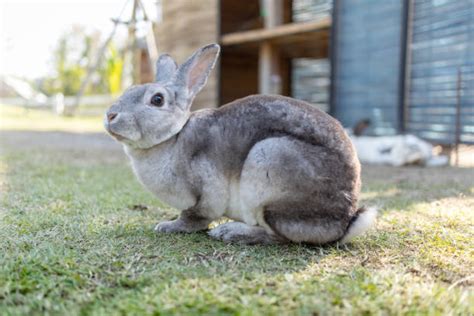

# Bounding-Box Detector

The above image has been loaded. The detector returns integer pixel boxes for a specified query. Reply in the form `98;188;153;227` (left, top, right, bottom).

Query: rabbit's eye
151;93;164;107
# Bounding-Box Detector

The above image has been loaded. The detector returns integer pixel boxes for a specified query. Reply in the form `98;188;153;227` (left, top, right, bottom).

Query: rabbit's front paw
154;219;188;233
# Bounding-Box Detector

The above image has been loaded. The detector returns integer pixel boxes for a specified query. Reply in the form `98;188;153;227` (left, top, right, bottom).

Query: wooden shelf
220;17;331;46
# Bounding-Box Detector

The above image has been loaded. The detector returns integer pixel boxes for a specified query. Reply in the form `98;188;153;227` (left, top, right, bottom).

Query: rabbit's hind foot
155;207;211;233
208;222;284;245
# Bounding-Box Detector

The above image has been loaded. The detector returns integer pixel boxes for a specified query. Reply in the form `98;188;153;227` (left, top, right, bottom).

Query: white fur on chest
125;145;195;210
224;180;258;226
125;145;260;225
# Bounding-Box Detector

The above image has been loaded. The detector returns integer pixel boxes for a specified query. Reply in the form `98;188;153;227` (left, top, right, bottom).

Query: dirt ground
2;129;473;188
0;130;121;153
0;130;124;165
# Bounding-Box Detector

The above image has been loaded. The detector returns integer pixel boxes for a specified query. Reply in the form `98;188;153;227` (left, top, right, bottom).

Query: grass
1;107;473;315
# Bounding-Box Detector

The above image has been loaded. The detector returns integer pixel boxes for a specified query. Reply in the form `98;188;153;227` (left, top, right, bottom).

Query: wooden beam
221;18;331;46
262;0;284;27
259;43;282;94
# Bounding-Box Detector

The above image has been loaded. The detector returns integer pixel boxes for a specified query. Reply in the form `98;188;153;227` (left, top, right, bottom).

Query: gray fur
155;54;178;83
175;43;220;107
104;43;373;245
155;206;211;233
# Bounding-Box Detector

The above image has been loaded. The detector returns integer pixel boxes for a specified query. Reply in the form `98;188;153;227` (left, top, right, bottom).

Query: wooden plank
221;18;331;46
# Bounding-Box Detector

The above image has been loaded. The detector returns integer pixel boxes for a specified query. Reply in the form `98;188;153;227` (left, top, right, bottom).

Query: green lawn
0;107;473;315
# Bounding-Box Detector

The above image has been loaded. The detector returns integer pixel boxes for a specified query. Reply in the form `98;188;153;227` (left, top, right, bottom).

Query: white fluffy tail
340;207;377;244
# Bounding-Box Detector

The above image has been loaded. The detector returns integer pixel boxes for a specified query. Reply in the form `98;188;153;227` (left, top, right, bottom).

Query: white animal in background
348;131;449;167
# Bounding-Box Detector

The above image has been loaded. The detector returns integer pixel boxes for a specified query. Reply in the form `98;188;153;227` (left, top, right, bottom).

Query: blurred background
0;0;473;165
1;4;473;314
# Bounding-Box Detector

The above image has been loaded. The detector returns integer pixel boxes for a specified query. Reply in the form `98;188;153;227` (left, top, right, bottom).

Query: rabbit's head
104;44;220;149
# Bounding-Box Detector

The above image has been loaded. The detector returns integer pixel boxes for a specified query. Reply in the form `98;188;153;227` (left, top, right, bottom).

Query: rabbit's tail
340;206;377;244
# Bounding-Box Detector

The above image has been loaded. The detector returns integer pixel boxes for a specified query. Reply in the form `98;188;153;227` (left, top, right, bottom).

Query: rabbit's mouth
104;124;127;141
108;130;127;141
104;121;127;141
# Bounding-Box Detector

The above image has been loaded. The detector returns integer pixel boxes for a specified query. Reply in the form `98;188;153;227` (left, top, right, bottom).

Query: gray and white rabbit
104;44;376;245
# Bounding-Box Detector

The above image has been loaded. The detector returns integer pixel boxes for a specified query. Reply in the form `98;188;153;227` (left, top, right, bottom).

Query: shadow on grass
103;223;335;274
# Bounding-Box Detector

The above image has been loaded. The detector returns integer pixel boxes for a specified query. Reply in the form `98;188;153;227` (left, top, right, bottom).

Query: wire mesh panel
292;0;332;22
332;0;404;134
290;1;332;111
292;58;330;112
408;0;474;144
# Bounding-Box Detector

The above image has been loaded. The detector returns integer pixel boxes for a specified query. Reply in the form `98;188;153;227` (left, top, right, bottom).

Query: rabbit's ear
155;54;178;83
176;44;220;103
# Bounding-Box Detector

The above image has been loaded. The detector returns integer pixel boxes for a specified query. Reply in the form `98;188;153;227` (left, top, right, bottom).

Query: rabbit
104;43;377;245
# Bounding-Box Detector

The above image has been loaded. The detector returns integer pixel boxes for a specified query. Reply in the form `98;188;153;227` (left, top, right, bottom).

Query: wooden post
259;0;284;95
129;0;141;84
259;43;282;94
263;0;283;27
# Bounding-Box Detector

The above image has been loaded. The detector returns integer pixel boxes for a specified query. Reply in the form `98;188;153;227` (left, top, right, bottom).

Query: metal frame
328;0;340;117
398;0;413;133
217;0;222;106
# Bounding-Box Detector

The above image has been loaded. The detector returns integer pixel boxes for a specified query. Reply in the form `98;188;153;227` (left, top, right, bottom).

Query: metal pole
129;0;140;84
455;68;462;167
329;0;340;117
399;0;414;133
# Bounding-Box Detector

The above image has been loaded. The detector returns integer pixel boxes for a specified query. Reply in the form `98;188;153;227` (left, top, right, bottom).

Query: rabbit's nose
107;112;118;122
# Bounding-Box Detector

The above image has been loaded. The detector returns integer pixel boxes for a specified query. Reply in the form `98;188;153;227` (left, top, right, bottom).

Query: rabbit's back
180;94;359;177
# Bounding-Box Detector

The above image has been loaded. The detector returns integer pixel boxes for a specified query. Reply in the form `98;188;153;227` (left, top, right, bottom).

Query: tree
41;26;123;96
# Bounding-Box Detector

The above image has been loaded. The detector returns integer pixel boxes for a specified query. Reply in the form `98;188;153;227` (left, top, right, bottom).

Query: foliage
40;27;123;96
105;45;124;95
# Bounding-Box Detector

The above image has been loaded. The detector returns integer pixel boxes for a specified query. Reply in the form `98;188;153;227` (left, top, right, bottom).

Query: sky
0;0;157;79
